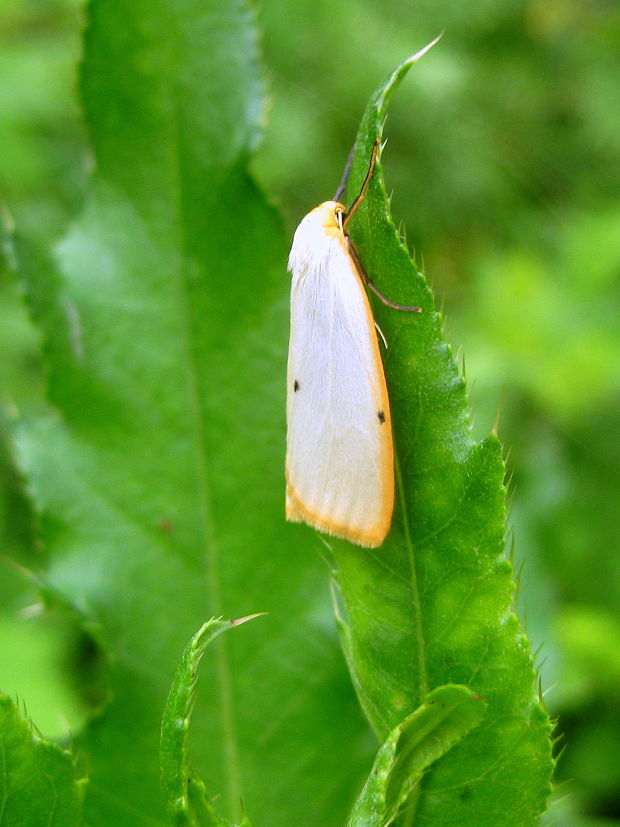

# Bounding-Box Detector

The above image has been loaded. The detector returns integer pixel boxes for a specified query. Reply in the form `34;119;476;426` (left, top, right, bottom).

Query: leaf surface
331;47;554;825
9;9;554;825
0;694;84;826
13;1;370;825
347;685;487;827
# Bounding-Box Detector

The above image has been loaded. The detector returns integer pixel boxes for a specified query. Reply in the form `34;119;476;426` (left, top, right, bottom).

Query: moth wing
286;237;393;547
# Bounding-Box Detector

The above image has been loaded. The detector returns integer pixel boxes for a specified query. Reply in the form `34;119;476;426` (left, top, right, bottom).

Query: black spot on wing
294;380;300;392
378;410;386;423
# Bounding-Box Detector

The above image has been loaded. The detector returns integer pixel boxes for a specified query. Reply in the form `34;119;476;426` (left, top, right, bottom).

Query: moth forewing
286;202;394;548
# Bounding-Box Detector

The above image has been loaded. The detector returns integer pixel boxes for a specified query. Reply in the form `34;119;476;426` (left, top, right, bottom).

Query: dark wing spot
293;380;300;392
377;410;386;423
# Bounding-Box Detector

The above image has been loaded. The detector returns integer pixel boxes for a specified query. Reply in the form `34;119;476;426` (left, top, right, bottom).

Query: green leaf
348;685;487;827
7;7;553;825
0;693;84;826
329;46;554;824
161;617;261;827
11;1;370;826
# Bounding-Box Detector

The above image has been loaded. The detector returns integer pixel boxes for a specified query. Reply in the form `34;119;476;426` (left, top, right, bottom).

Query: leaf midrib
394;451;428;701
162;11;242;814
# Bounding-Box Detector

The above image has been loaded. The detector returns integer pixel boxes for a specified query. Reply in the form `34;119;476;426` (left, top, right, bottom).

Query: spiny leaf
161;617;262;827
329;45;554;825
347;685;487;827
0;694;85;826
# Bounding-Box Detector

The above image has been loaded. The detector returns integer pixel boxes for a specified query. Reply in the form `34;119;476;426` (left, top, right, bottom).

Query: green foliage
348;685;487;827
161;618;261;827
0;693;84;825
1;6;554;824
5;2;367;825
2;0;619;825
0;0;85;244
328;53;552;824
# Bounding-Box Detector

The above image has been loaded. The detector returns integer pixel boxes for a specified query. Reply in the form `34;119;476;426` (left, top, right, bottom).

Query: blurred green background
1;0;619;824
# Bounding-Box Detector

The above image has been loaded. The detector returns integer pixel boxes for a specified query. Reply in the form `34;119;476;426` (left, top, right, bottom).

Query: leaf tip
230;612;267;627
404;32;444;68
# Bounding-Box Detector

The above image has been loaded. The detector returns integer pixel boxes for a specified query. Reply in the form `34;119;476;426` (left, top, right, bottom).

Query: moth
285;140;420;547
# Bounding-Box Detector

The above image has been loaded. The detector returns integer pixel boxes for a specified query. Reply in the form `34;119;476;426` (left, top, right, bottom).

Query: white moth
285;141;420;547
